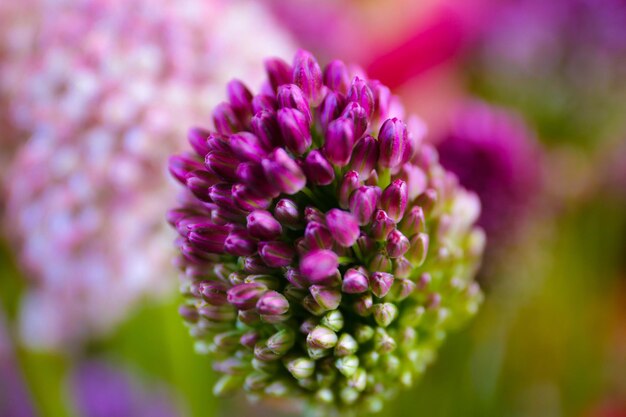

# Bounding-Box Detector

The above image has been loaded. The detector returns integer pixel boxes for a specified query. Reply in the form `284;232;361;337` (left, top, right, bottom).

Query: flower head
3;0;294;350
170;50;483;414
437;102;542;244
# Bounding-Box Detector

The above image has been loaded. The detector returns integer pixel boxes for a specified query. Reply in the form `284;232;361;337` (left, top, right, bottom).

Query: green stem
378;168;391;189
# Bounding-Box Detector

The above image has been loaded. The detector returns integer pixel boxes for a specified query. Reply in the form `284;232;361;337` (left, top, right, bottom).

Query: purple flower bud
264;57;292;91
373;303;398;328
381;180;408;222
229;132;269;162
224;229;257;256
378;118;409;169
369;252;392;273
309;286;342;310
393;278;416;301
199;282;228;306
277;84;311;121
237;162;280;198
243;255;274;274
188;127;211;157
258;241;295;268
323;60;350;94
407;233;429;267
318;91;344;132
186;170;219;202
415;188;437;215
179;305;199;323
299;250;338;283
370;272;394;298
399;206;425;236
386;229;410;258
262;148;306;195
339;171;361;209
356;234;376;255
247;210;282;240
347;77;375;117
213;102;242;135
169;153;204;184
274;198;302;228
341;102;368;140
251;110;281;150
342;268;369;294
232;184;271;212
302;294;326;316
284;267;308;289
227;79;254;120
304;207;326;224
277;108;312;155
293;49;323;106
353;293;373;316
187;223;229;253
349;186;379;226
240;331;261;350
205;151;240;182
325;209;360;247
307;326;338;349
348;136;378;181
324;118;355;167
304;222;334;250
252;94;277;114
393;257;412;279
303;150;335;185
227;282;267;310
208;183;239;211
256;291;290;316
371;210;395;240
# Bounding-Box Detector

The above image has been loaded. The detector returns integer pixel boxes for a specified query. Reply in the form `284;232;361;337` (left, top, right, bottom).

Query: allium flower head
4;0;294;350
437;102;542;244
169;50;484;415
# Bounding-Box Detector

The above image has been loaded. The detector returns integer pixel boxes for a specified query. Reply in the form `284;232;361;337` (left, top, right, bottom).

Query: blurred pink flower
4;0;294;350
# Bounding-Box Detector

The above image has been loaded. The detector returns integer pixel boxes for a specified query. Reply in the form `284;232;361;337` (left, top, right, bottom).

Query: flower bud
227;79;254;120
309;285;342;310
324;118;355;167
258;241;295;267
381;180;408;222
325;209;360;247
256;291;290;316
370;210;395;240
179;305;199;323
323;60;350;94
205;151;240;182
303;150;335;185
251;110;281;150
339;171;361;209
307;326;338;349
277;108;312;155
335;334;358;357
347;77;374;117
386;229;410;258
342;268;369;294
247;210;282;240
227;283;267;310
407;233;429;267
318;91;343;132
267;328;295;354
399;206;426;236
187;127;211;157
378;118;409;169
199;282;228;306
349;136;379;180
349;186;378;226
304;222;333;250
274;199;301;228
353;293;373;317
168;154;204;185
277;84;311;121
262;148;306;194
264;57;292;91
252;94;277;114
293;49;323;105
299;250;339;283
370;272;394;298
341;102;369;139
286;357;316;380
320;310;344;332
229;132;269;163
224;229;257;257
213;102;242;135
372;303;398;327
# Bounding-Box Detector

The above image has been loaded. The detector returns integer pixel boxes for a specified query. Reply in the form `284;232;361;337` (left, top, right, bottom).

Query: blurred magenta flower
469;0;626;145
169;49;484;414
3;0;295;350
437;102;542;246
72;360;179;417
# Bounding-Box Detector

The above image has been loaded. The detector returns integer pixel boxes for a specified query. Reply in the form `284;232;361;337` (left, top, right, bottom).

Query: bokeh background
1;0;625;416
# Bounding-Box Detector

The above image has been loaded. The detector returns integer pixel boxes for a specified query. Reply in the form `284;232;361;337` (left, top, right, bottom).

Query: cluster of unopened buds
169;50;484;415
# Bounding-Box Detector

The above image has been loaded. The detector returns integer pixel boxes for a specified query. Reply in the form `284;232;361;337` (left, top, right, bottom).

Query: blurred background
0;0;625;416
